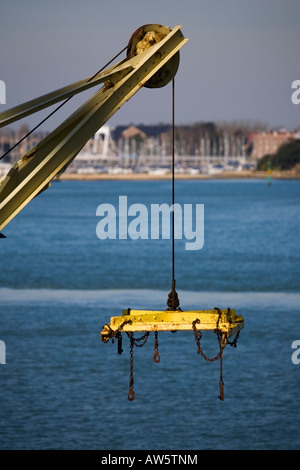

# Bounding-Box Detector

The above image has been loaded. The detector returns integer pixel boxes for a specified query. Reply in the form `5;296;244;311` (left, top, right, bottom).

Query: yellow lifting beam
101;305;244;401
101;307;244;342
0;24;188;232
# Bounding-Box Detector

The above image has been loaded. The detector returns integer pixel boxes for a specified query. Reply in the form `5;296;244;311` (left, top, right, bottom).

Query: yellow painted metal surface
126;24;180;88
101;307;244;342
0;25;188;232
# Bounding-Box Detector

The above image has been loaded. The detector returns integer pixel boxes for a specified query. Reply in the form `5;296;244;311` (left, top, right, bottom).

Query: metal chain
101;318;132;344
192;309;228;401
128;334;135;401
126;331;150;347
226;330;240;348
219;354;224;401
153;331;160;363
192;314;227;363
126;331;150;401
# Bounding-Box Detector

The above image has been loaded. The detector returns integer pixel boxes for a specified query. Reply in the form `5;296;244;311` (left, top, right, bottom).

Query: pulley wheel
127;24;180;88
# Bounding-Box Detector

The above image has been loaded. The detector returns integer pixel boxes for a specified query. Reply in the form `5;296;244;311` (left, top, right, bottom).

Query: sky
0;0;300;133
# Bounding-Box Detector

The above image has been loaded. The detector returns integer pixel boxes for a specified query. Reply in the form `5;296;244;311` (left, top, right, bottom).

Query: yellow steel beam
101;308;244;341
0;60;132;128
0;25;188;232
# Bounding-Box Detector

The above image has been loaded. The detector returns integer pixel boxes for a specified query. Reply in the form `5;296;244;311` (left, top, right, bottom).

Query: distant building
121;125;146;140
294;131;300;141
249;129;295;159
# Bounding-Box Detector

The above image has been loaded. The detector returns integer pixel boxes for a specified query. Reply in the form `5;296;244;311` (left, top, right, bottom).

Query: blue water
0;178;300;450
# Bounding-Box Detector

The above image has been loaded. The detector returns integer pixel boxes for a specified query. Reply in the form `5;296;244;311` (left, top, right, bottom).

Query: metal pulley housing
127;24;180;88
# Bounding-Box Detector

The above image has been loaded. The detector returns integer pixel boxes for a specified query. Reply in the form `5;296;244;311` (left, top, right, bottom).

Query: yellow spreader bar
101;308;244;342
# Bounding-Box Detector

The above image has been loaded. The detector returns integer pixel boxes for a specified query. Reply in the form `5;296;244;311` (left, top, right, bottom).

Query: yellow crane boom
0;24;188;233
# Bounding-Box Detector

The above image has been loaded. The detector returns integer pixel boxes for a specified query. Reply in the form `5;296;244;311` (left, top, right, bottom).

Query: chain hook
128;388;135;401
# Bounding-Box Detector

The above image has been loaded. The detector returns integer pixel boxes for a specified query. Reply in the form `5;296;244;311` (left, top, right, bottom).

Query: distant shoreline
59;170;300;181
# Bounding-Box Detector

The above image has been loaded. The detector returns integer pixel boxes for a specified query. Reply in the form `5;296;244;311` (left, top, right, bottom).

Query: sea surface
0;177;299;450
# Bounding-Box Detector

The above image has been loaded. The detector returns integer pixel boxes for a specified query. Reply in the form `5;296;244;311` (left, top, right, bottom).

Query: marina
2;122;298;179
